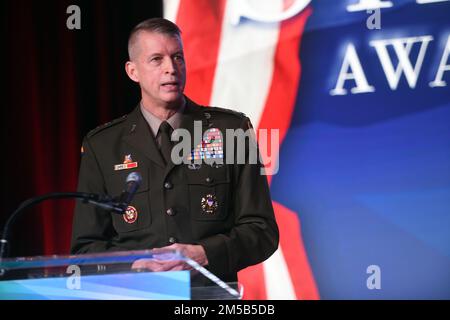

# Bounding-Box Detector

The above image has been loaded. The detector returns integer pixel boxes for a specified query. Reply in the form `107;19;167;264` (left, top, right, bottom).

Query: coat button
168;237;177;244
164;181;173;189
166;208;176;216
205;177;213;183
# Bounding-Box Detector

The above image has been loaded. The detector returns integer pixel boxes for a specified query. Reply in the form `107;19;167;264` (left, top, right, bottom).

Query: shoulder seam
86;115;127;138
206;106;246;118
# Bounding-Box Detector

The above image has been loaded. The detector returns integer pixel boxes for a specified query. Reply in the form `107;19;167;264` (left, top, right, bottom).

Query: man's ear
125;61;139;83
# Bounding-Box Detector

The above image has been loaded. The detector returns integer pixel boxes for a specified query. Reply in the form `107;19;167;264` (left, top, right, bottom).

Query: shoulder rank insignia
87;115;127;138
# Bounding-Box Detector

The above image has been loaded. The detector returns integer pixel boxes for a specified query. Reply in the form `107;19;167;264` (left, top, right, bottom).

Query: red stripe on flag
239;6;319;300
175;0;227;106
238;201;319;300
238;262;267;300
257;7;312;185
273;201;320;299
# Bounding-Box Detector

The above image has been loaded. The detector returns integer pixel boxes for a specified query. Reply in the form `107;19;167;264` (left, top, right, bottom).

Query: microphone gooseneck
0;172;142;259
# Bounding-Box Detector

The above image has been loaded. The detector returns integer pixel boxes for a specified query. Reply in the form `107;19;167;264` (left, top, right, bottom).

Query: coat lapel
122;98;206;173
165;98;205;174
122;106;166;169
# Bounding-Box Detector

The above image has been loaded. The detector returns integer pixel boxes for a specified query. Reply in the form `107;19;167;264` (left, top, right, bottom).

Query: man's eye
174;55;184;62
151;57;162;62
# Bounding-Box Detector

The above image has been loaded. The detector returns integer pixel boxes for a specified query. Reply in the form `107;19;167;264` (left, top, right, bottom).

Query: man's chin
161;92;184;105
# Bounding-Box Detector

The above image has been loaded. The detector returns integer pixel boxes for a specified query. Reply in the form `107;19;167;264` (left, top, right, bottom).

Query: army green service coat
71;97;279;282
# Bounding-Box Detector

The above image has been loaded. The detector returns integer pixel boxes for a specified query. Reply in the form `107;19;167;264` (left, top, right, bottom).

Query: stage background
2;0;449;299
2;0;163;257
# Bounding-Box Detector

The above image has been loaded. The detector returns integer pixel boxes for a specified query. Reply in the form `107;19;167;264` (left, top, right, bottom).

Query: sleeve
198;116;279;276
70;137;122;254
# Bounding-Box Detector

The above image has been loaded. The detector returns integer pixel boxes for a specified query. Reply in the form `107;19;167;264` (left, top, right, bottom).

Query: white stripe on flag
210;0;297;299
263;247;297;299
163;0;180;22
164;0;301;300
209;0;283;127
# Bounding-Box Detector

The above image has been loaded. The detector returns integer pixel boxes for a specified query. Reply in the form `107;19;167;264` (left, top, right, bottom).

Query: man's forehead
137;30;183;47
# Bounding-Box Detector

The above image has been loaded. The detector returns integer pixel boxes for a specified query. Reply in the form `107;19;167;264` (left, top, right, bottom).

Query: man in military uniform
71;18;279;283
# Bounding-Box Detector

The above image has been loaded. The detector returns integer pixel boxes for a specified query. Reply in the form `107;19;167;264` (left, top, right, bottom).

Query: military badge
114;154;138;171
187;128;224;165
201;194;218;215
123;154;133;164
123;205;138;224
187;163;202;170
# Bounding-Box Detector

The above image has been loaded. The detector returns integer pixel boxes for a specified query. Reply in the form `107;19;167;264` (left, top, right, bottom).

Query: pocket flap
184;165;229;186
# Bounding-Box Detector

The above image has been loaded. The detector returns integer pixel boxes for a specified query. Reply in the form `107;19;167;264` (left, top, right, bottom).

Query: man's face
126;31;186;109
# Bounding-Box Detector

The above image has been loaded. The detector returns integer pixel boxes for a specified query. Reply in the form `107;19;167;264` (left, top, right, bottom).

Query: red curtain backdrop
2;0;162;257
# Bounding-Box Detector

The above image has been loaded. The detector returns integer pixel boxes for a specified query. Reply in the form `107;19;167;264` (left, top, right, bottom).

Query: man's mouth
161;81;180;89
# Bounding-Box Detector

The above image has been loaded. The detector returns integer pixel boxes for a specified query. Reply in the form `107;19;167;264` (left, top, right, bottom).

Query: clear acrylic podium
0;249;242;300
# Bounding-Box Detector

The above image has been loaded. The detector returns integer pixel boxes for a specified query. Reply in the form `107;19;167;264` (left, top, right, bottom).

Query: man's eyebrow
145;53;163;62
147;51;183;59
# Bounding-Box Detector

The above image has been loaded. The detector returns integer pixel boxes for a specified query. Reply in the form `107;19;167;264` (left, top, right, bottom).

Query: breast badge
123;205;138;224
114;154;138;171
201;194;218;215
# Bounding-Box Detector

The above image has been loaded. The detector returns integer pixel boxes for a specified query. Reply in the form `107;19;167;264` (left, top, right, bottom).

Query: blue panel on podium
0;271;190;300
0;250;241;300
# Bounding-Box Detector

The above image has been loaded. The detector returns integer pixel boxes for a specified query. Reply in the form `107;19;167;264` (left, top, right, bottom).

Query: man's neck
141;96;186;121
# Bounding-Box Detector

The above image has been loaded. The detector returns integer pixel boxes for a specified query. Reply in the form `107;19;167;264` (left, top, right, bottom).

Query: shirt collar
140;100;185;137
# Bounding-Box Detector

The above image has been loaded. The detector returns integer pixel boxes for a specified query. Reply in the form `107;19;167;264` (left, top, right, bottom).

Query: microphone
115;172;142;212
0;172;143;259
0;173;142;259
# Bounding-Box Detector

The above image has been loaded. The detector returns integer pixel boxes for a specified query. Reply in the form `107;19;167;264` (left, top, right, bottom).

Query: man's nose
163;57;177;74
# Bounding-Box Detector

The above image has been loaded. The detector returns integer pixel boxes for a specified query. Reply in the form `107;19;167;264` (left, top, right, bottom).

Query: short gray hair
128;18;182;60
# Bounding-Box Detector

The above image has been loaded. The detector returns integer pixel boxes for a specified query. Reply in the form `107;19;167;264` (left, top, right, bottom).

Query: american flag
164;0;319;299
